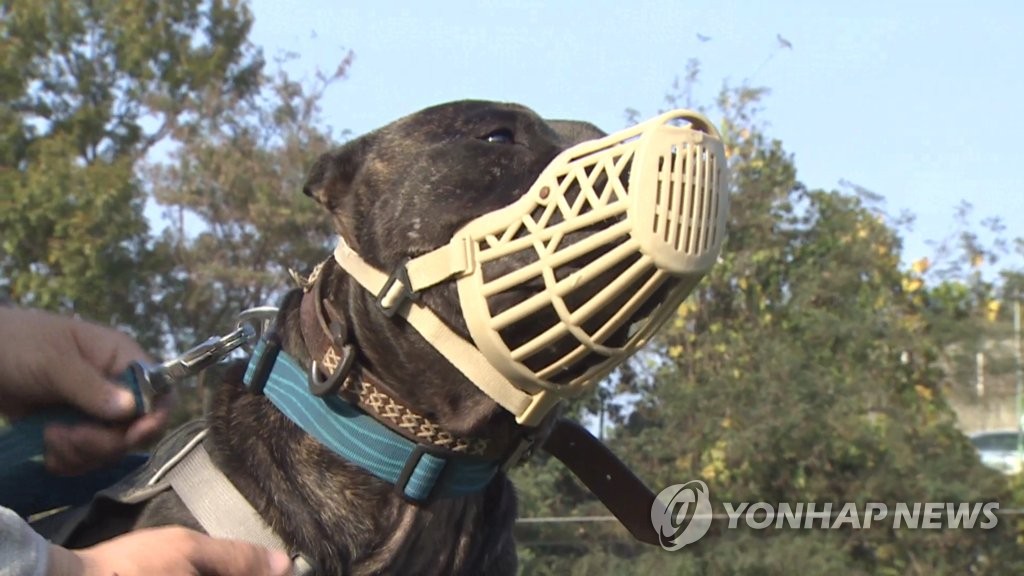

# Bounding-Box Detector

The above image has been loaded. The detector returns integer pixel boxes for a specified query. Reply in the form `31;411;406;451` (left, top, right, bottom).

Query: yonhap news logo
720;501;999;531
650;480;1000;551
651;480;713;550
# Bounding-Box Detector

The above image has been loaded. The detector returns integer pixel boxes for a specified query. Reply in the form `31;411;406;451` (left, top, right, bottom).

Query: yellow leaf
738;276;749;291
985;300;1001;322
901;277;923;293
677;298;697;318
915;384;933;401
971;253;985;268
700;464;717;481
873;294;887;310
911;257;930;275
668;345;684;358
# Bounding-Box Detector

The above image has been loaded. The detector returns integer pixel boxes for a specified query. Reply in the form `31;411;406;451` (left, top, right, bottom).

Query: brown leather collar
297;260;501;459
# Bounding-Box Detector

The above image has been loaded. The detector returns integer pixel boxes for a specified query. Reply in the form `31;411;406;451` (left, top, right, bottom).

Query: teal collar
243;340;499;502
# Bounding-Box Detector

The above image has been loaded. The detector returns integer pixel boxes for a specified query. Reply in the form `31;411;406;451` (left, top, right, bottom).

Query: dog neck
305;259;528;450
206;363;518;575
296;265;498;455
204;263;525;572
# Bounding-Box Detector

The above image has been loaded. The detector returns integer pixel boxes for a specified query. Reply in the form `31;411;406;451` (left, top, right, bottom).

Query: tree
143;53;351;352
515;77;1023;574
0;0;263;348
136;53;352;428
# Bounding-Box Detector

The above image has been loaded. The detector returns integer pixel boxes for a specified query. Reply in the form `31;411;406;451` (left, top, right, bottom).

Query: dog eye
481;128;515;145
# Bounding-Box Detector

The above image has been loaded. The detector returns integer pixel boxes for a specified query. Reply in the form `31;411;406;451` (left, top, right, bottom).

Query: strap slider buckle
376;258;421;317
394;444;448;505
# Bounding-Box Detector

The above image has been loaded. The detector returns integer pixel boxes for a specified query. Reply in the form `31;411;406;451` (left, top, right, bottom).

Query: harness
31;420;316;574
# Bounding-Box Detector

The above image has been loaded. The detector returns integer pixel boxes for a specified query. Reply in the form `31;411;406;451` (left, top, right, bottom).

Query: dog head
304;101;603;266
303;100;726;435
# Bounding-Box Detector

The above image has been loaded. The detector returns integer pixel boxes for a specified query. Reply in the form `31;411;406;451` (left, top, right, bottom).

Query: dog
40;98;732;573
47;101;611;575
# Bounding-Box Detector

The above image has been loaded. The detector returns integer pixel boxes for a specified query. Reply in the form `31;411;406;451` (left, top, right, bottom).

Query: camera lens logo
651;480;713;550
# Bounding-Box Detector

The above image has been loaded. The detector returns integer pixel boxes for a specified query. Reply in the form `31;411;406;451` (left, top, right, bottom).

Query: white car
969;430;1023;475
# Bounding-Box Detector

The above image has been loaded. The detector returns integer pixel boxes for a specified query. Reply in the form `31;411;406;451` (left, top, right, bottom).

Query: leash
541;419;662;546
12;283;662;560
0;309;277;515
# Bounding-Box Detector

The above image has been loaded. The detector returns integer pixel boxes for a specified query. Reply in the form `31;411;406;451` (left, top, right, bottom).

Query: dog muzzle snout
335;109;729;427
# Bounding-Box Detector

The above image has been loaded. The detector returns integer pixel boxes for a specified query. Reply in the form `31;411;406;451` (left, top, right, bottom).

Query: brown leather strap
541;418;660;546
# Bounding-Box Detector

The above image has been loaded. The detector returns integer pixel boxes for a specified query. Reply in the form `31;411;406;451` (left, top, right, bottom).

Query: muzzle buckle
376;258;421;317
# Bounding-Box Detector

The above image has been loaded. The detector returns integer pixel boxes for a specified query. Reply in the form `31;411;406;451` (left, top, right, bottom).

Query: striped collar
243;340;499;503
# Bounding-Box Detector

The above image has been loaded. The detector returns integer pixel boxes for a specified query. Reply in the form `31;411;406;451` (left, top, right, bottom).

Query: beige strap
165;440;315;575
405;236;474;292
166;443;282;547
334;238;554;426
375;238;472;310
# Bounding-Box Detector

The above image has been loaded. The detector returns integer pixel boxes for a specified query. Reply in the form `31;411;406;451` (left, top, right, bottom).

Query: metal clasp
236;306;279;353
157;325;255;384
151;306;279;391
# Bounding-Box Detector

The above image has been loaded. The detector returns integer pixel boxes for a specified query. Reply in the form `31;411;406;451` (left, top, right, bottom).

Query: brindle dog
76;101;607;575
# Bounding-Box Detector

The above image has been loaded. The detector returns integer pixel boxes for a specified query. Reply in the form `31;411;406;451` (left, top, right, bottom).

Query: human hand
47;526;293;576
0;307;173;474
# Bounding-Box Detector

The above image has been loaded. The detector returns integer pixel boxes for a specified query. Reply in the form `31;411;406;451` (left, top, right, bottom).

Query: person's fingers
181;531;293;576
44;423;128;475
124;406;170;447
49;365;139;422
43;425;85;475
44;410;169;474
46;543;87;576
51;317;153;421
69;318;152;376
73;526;294;576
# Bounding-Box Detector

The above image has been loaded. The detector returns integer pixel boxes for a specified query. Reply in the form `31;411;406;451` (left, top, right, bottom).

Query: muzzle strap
334;237;559;426
380;237;474;306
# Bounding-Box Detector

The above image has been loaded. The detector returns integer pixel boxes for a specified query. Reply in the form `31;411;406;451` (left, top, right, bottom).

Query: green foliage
143;54;351;351
0;135;146;316
0;0;263;348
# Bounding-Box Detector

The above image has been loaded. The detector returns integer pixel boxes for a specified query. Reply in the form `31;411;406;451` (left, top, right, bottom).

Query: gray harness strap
162;432;316;576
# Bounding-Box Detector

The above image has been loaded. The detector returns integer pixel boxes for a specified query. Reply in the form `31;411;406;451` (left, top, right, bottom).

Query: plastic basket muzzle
455;109;729;402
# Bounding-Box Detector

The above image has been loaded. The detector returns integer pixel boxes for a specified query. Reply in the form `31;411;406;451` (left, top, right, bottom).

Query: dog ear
303;136;374;211
546;119;606;147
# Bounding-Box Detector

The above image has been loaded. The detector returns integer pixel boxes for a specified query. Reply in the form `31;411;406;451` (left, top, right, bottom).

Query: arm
0;309;292;576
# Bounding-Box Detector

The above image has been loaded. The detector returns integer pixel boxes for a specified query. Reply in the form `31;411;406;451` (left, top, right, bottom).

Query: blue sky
248;0;1023;274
